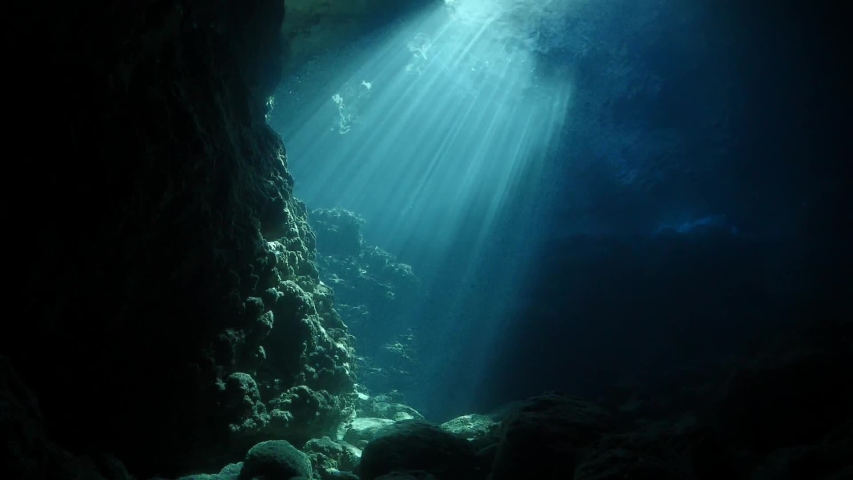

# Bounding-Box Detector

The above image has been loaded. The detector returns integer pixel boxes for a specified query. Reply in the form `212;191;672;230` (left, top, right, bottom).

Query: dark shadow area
473;0;851;413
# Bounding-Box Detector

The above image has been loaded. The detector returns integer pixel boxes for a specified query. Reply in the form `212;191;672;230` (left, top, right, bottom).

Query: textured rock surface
303;436;360;477
3;1;848;480
4;1;355;477
358;420;482;480
240;440;312;480
440;414;498;441
344;417;396;447
309;208;421;394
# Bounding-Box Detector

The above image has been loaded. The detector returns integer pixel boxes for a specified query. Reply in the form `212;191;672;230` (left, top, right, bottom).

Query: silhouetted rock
0;357;127;480
491;395;614;479
717;321;853;454
358;420;482;480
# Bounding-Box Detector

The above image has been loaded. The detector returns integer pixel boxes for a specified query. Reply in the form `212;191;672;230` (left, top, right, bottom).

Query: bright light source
282;0;572;261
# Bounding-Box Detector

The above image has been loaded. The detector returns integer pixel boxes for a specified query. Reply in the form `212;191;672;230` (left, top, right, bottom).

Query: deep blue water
271;0;849;421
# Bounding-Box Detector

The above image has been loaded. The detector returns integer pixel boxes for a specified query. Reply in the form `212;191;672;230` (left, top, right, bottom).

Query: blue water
269;0;848;421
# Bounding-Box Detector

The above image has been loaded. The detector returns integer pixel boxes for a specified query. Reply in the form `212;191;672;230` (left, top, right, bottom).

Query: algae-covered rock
240;440;312;480
440;414;498;440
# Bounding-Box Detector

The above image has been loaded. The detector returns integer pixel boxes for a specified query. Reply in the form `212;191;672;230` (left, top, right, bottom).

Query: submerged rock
344;417;396;447
490;395;614;480
358;420;482;480
440;414;498;441
309;208;421;395
240;440;312;480
717;330;853;454
303;436;361;477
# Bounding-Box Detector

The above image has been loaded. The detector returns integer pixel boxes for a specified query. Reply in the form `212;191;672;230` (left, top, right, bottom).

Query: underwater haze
9;0;851;477
269;0;848;421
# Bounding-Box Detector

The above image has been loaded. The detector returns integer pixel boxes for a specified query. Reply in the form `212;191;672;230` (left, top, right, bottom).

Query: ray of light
277;0;575;402
283;2;571;250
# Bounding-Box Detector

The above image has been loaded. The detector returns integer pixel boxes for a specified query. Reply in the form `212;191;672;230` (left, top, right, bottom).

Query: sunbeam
280;0;573;262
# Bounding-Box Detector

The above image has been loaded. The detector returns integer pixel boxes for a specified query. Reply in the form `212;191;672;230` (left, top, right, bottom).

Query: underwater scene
4;0;850;479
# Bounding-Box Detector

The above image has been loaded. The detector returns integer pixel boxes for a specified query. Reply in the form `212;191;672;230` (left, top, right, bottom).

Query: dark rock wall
5;1;353;477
